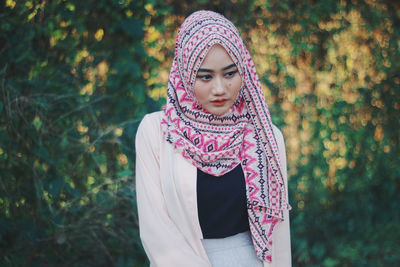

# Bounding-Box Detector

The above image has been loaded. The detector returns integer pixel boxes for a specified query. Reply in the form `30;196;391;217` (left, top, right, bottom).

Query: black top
197;164;250;238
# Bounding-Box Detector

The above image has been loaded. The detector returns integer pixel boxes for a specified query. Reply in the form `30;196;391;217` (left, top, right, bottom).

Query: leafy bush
1;0;155;265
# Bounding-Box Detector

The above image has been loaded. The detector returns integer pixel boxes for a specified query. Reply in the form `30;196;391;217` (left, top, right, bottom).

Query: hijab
160;10;290;262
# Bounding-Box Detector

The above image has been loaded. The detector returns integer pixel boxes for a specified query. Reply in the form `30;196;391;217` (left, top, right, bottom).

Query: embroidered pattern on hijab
160;10;291;262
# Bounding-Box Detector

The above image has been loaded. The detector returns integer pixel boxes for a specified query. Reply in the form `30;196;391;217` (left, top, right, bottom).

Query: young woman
135;10;291;267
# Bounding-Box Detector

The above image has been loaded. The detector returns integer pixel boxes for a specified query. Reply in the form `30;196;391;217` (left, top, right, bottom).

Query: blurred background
1;0;399;266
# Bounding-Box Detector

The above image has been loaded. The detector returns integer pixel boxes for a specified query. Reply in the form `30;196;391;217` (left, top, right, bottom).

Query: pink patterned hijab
161;10;290;262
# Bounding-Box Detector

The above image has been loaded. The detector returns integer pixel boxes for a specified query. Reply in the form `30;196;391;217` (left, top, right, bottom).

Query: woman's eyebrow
222;63;236;71
198;63;237;73
197;68;213;73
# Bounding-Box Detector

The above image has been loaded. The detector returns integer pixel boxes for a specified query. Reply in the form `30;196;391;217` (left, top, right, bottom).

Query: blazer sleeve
135;113;209;267
267;125;292;267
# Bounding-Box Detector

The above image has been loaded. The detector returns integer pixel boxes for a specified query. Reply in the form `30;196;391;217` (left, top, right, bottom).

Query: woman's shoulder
271;124;284;145
141;111;162;125
270;124;287;177
136;111;163;143
137;111;162;131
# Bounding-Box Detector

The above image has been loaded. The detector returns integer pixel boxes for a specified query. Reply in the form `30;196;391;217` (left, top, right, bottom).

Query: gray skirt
201;231;263;267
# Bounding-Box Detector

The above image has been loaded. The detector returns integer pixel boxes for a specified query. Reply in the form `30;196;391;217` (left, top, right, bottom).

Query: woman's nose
212;76;225;95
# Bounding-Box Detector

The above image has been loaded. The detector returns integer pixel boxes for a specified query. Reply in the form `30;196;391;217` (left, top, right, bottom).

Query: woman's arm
269;125;292;267
135;113;209;267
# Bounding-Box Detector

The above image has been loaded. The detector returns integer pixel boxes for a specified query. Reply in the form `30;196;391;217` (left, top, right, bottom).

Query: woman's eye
197;74;212;81
224;70;238;78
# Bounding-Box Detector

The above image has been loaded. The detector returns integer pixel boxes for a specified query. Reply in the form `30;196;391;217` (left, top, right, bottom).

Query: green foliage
257;1;400;266
1;0;152;265
1;0;400;266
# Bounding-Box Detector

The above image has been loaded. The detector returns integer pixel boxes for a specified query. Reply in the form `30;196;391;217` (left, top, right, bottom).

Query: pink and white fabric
160;10;291;262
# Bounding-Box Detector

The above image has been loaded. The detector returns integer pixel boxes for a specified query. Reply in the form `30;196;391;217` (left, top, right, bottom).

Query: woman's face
194;45;242;116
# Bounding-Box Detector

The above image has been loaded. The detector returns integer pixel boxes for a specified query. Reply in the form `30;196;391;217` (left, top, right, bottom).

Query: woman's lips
211;99;227;106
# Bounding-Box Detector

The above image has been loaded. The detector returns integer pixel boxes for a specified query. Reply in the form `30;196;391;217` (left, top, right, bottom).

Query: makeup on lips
211;99;228;106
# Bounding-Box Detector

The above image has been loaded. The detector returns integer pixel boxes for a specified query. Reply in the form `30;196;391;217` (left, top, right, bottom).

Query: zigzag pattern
160;10;290;262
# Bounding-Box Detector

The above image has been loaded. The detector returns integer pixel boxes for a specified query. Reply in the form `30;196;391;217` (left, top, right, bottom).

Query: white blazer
135;111;291;267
